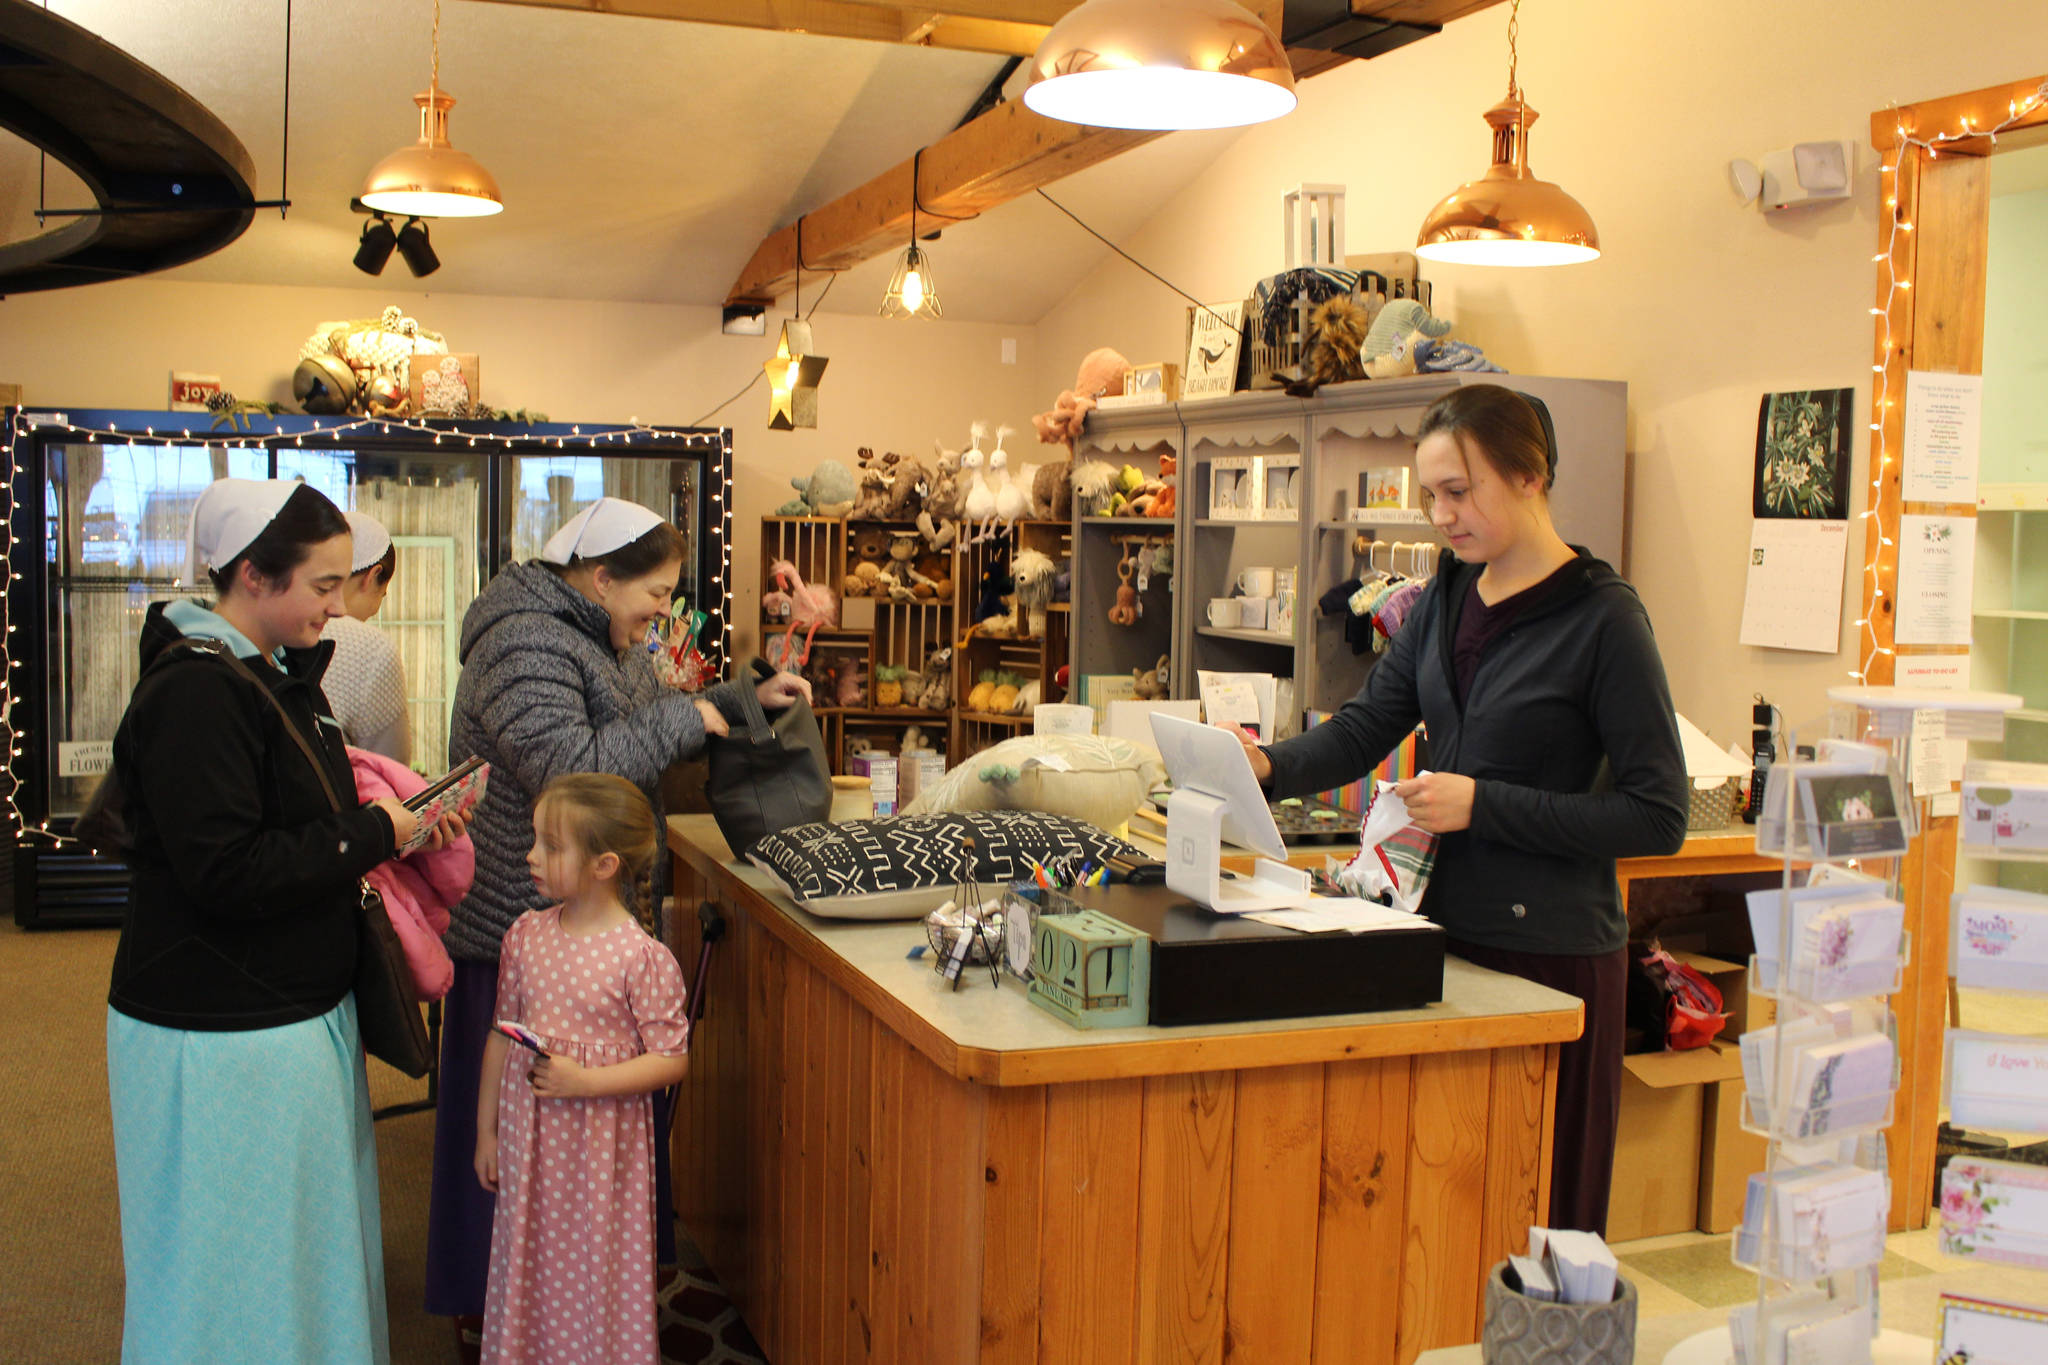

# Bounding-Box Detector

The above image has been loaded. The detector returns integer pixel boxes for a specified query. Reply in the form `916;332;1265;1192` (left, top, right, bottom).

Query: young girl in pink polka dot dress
474;773;691;1365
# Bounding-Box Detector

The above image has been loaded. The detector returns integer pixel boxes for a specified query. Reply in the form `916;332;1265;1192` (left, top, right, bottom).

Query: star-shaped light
764;319;828;430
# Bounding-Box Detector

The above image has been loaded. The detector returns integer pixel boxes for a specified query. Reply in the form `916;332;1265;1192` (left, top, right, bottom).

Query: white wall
1033;0;2048;747
0;278;1043;659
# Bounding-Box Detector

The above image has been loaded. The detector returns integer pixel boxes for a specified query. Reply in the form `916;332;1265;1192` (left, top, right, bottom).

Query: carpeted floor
0;918;761;1365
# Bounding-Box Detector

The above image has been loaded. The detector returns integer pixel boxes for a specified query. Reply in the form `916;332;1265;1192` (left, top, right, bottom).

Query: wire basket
925;836;1003;987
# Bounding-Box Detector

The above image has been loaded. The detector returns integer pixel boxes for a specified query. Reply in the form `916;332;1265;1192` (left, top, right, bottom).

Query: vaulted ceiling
0;0;1493;323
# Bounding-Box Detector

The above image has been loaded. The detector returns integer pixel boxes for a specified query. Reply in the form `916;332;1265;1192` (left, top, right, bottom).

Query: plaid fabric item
1335;780;1438;915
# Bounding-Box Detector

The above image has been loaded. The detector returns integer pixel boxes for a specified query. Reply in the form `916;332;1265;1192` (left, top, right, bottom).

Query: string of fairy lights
1853;79;2048;684
3;405;735;849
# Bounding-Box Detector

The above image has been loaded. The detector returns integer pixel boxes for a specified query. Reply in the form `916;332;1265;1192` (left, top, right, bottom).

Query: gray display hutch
1071;374;1628;729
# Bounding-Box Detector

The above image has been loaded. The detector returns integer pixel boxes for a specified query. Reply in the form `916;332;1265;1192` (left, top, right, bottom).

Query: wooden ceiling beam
726;96;1160;306
471;0;1059;57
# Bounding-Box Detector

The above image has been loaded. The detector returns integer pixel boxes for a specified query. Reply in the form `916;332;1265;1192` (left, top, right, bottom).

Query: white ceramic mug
1207;597;1241;627
1237;566;1276;597
1237;596;1270;630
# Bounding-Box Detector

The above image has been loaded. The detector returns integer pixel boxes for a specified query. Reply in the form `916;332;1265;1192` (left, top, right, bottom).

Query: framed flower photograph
1754;387;1853;519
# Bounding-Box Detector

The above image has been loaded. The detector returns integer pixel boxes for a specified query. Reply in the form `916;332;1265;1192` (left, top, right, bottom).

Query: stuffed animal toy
884;452;932;521
960;422;996;532
923;437;963;521
1108;552;1139;626
1030;458;1075;522
916;647;953;710
914;551;953;601
965;669;1000;713
1143;453;1178;520
762;587;792;620
874;664;907;708
1105;464;1148;516
988;671;1024;714
1133;654;1170;700
991;426;1030;527
1012;548;1057;639
901;724;935;754
1014;679;1042;714
841;560;882;598
1282;296;1370;395
1033;347;1130;449
916;511;958;552
766;558;837;669
1363;300;1453;368
974;550;1013;622
849;447;893;520
887;533;919;578
1071;459;1118;517
846;735;878;760
970;596;1021;639
775;459;858;517
1364;328;1421;380
836;660;868;708
1411;335;1506;374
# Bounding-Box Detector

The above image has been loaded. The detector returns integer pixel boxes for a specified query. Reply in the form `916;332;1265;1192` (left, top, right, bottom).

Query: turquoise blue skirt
107;994;389;1365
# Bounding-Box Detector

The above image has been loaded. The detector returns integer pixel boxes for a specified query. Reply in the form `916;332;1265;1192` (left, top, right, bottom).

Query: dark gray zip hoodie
445;561;740;963
1264;547;1687;955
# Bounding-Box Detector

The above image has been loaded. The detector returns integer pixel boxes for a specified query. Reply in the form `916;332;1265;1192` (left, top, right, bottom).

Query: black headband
1513;390;1560;481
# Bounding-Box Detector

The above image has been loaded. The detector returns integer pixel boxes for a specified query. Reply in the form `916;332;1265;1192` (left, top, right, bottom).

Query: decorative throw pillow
901;733;1166;832
747;810;1135;920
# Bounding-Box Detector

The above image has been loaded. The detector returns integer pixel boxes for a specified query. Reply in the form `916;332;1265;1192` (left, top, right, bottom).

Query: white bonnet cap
539;497;665;565
344;510;393;575
185;478;302;586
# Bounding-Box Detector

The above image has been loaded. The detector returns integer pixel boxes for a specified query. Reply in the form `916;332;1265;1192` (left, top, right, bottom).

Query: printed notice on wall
1901;371;1983;505
1740;518;1848;652
1896;513;1977;646
1897;655;1971;812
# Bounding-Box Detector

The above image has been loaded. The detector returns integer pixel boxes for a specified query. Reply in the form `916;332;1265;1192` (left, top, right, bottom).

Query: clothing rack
1350;535;1437;579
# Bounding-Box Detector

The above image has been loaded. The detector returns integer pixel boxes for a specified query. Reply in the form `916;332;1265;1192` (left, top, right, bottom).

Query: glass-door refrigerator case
6;409;731;928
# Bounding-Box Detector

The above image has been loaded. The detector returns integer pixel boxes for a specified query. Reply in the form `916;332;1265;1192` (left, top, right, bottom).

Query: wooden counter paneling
669;821;1573;1365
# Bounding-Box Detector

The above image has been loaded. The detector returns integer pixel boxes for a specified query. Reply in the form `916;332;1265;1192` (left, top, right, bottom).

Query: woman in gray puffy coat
425;497;806;1349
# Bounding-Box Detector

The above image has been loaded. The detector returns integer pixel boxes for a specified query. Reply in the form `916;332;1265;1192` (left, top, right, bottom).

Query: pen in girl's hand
494;1019;549;1057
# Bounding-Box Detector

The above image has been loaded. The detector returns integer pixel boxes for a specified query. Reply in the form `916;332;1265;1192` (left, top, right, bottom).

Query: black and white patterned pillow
746;811;1135;919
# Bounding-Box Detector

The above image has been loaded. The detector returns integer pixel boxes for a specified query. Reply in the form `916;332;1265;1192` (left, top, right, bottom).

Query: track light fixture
352;210;439;277
353;216;397;274
395;217;439;276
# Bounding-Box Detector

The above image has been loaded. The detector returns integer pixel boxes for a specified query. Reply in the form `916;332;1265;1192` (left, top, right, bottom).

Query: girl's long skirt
107;993;389;1365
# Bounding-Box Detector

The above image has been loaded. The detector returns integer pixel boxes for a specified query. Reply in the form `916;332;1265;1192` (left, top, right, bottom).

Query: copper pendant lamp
1414;0;1597;267
359;0;503;219
1022;0;1297;132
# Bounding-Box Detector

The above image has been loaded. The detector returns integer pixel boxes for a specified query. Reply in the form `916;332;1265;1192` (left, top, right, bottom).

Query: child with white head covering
322;508;411;763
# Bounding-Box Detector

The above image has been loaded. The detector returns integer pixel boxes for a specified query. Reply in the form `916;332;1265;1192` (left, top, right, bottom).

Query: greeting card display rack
1665;685;2019;1365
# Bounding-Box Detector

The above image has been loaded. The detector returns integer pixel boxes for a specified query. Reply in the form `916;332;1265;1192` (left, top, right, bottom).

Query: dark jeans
1448;938;1627;1236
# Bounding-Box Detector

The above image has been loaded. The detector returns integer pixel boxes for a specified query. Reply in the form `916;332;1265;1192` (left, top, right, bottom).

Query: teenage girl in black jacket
1246;385;1688;1234
106;479;456;1365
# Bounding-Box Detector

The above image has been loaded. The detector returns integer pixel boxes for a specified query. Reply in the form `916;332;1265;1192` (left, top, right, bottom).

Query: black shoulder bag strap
201;640;434;1077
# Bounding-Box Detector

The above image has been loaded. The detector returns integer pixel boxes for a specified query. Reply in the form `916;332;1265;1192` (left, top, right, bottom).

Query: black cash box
1055;883;1446;1027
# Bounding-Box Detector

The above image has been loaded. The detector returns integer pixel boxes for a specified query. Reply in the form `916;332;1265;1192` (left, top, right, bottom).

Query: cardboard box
1606;1043;1744;1243
1697;1052;1769;1234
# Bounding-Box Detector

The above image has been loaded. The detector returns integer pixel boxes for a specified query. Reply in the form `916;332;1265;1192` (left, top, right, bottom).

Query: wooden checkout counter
665;814;1582;1365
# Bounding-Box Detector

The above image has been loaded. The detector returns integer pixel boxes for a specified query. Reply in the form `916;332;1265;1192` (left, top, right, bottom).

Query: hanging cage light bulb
881;177;943;320
1022;0;1297;131
359;0;503;219
1414;0;1597;267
